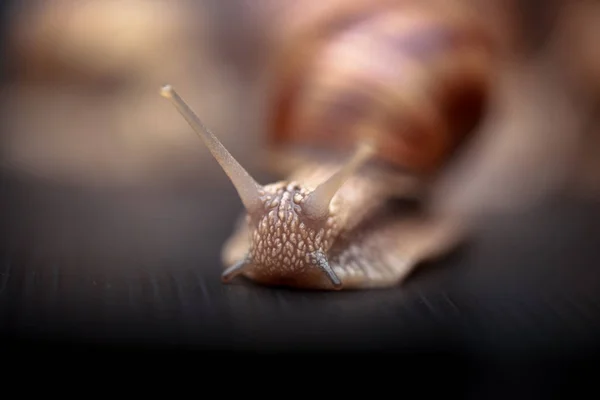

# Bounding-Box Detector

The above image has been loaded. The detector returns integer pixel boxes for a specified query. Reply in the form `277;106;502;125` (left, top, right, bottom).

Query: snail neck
286;155;425;235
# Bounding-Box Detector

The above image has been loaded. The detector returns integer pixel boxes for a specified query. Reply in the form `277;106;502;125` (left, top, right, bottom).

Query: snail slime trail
161;85;463;291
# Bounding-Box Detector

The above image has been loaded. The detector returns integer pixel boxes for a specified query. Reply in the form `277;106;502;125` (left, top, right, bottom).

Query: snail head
160;85;375;289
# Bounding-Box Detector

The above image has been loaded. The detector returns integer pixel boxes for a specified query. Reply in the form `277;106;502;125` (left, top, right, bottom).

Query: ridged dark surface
1;167;600;393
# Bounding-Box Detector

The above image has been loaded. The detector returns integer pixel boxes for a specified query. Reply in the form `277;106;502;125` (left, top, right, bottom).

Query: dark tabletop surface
1;165;599;393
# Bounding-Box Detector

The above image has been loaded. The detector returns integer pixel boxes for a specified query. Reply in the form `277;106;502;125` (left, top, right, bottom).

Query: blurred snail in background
264;0;499;176
160;0;522;290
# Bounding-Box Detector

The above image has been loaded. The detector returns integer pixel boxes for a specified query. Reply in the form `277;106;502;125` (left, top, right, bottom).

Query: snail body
221;153;463;290
160;0;499;290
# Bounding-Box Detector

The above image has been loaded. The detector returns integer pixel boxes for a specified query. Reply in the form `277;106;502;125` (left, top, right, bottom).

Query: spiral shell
266;0;498;175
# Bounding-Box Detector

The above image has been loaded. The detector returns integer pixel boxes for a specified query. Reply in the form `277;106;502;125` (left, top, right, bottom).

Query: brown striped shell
266;0;497;176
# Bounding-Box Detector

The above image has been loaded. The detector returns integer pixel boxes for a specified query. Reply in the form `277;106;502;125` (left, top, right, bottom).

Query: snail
160;0;500;290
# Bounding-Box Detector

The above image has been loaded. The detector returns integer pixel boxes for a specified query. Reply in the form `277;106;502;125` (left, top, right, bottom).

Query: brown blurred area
428;0;600;220
0;0;288;284
0;0;598;206
0;0;272;188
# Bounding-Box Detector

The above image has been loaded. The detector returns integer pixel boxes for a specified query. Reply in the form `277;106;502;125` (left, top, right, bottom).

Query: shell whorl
267;0;497;175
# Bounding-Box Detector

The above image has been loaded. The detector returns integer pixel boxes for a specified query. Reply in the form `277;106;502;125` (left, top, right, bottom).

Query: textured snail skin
159;85;443;290
222;156;464;290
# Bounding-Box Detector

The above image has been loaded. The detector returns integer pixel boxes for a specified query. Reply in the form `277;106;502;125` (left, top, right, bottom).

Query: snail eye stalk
303;139;375;220
160;84;263;214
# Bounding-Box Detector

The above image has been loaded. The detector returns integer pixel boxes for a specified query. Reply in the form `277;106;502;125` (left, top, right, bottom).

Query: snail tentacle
312;250;343;289
160;85;263;213
303;138;376;220
221;255;253;283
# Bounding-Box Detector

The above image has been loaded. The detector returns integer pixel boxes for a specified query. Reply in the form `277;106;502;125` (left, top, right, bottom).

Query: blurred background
0;0;600;391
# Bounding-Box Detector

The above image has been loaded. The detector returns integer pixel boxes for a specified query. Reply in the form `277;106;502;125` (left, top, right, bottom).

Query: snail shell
161;0;500;290
266;0;496;176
